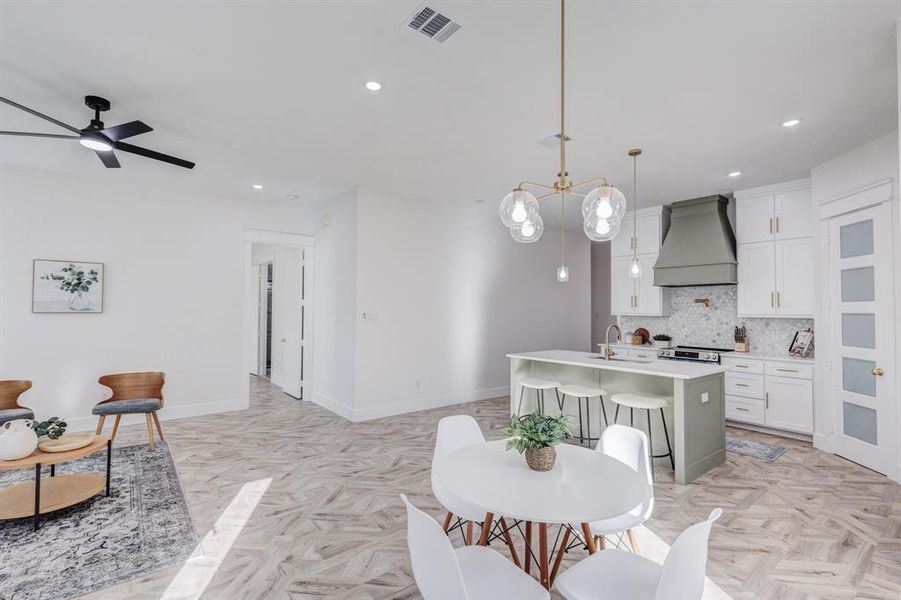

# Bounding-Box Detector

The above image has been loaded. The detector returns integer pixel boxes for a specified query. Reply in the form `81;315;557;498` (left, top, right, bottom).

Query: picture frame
32;259;104;313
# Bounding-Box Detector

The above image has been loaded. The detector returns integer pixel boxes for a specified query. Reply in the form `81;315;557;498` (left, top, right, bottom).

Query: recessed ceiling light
781;119;801;128
253;184;263;190
365;81;382;92
728;171;742;177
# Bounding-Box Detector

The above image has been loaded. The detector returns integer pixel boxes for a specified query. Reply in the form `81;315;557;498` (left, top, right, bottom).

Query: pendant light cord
633;153;638;252
559;0;566;180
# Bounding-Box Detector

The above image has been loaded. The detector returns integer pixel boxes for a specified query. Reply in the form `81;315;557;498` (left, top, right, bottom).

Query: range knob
702;353;711;360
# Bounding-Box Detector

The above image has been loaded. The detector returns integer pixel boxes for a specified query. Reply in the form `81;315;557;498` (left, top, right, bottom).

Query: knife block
734;339;750;352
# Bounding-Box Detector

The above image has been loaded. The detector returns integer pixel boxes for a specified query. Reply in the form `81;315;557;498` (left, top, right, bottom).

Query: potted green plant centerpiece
503;413;573;472
652;333;672;349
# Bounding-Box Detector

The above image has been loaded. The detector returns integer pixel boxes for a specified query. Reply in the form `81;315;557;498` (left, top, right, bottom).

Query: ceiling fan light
79;136;113;152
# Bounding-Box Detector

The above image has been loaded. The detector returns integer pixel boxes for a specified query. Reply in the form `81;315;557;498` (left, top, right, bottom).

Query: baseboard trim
351;386;509;422
310;391;355;421
726;420;813;443
63;398;248;433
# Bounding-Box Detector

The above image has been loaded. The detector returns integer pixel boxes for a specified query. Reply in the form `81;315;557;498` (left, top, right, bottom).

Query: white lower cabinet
723;357;813;434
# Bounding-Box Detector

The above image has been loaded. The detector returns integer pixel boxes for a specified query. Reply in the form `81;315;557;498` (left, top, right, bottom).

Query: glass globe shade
510;214;544;243
629;256;642;278
499;189;539;228
556;265;569;282
583;213;622;242
582;185;626;221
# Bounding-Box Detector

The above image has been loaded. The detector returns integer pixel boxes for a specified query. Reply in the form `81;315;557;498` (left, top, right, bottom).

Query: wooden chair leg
466;521;474;545
498;518;521;567
145;413;156;451
626;528;640;554
151;411;165;441
442;511;454;533
525;521;533;574
95;416;106;435
110;415;122;444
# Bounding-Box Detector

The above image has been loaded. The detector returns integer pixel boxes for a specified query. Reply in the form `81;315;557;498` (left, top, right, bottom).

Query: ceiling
1;1;899;227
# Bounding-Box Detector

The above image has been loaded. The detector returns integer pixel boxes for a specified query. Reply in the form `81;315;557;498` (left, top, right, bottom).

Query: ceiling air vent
407;4;462;43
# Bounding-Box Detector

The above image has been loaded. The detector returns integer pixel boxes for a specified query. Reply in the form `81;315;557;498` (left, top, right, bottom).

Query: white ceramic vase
0;419;38;461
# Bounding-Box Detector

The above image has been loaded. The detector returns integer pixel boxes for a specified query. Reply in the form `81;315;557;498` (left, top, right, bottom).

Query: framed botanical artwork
32;260;104;313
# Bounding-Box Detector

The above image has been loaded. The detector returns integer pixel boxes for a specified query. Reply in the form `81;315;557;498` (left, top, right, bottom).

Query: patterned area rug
726;435;789;461
0;442;196;600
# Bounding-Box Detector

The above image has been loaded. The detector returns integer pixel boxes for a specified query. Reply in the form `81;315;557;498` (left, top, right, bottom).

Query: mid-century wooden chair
93;372;165;450
0;380;35;427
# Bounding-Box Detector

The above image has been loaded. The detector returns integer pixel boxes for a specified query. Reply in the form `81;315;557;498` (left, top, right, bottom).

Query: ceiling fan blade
95;150;121;168
0;131;78;139
101;120;152;142
0;96;83;135
114;141;195;169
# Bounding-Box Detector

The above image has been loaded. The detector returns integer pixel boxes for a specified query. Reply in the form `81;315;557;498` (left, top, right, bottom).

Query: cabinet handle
765;392;769;409
734;364;749;369
775;217;780;233
873;367;885;376
777;291;781;307
769;218;773;234
770;292;775;308
735;383;749;388
735;407;750;412
775;368;798;373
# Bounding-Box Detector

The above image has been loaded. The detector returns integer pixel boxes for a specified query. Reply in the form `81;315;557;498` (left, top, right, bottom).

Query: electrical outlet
701;392;709;404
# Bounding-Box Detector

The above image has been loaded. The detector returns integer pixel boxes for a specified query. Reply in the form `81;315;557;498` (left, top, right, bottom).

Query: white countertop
507;349;725;380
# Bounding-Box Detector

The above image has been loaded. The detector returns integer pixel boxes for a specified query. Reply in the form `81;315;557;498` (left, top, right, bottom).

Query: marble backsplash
618;286;813;356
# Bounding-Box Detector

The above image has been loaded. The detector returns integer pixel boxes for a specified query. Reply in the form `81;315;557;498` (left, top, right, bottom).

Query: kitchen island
508;350;726;484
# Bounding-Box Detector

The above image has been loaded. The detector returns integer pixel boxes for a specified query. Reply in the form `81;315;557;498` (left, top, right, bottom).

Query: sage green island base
508;350;726;485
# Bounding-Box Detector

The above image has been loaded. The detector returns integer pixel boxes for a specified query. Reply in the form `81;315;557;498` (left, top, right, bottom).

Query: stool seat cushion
559;384;608;398
520;377;561;390
610;393;670;410
0;408;35;427
92;398;161;415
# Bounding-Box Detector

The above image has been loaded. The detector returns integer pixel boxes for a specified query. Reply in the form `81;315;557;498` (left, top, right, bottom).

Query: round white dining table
437;439;647;589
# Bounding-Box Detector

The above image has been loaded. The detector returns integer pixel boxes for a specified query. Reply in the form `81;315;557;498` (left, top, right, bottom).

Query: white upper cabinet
735;179;814;318
737;241;777;316
610;206;671;316
775;189;813;240
611;212;664;257
736;194;775;244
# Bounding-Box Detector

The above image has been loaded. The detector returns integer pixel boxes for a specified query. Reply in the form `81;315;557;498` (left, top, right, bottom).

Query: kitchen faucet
604;324;622;360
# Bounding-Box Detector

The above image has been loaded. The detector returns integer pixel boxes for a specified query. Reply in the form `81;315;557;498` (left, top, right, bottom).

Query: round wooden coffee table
0;435;111;530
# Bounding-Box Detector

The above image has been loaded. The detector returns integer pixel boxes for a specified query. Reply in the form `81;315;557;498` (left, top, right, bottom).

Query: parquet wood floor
72;377;900;600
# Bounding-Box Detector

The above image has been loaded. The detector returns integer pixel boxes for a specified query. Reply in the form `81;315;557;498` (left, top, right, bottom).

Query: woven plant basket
525;446;556;472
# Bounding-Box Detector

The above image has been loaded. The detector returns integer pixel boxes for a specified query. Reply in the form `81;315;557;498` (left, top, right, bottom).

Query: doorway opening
244;230;314;404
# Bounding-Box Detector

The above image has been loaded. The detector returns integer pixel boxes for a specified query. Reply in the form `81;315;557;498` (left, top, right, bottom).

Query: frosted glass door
828;204;894;474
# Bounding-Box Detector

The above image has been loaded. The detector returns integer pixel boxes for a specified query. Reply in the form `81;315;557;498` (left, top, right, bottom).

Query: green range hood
653;195;737;287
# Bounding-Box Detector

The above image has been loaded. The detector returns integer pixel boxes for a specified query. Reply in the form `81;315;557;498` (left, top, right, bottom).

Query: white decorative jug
0;419;38;461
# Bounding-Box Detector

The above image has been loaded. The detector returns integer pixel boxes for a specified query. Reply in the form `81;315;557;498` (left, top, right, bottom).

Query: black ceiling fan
0;95;195;169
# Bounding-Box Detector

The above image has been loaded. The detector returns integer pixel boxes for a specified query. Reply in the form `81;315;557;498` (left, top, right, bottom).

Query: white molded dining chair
555;508;723;600
431;415;491;543
401;494;550;600
582;424;654;553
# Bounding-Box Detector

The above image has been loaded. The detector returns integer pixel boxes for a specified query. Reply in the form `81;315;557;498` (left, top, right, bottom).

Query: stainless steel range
657;345;733;364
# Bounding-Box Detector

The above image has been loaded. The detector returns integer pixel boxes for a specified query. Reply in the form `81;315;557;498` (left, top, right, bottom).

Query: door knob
872;367;884;376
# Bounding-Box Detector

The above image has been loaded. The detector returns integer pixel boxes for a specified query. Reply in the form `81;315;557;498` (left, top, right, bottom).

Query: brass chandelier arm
517;181;559;192
536;190;560;200
570;176;610;190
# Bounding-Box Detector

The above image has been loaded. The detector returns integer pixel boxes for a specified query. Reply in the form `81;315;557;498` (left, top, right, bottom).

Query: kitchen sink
585;355;653;364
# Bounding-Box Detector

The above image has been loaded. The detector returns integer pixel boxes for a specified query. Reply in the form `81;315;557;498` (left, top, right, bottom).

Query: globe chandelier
499;0;635;281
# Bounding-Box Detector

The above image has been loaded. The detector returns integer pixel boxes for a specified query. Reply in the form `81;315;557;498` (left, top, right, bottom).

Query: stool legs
600;396;609;427
516;386;526;415
646;409;656;482
660;408;675;469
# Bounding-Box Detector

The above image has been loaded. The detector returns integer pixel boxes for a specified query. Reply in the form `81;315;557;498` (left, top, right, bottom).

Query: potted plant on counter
503;412;573;472
652;334;672;349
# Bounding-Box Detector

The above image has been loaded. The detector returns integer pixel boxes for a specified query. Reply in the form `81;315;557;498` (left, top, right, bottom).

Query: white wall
349;189;591;421
590;241;615;348
810;130;900;478
0;165;313;431
309;191;357;419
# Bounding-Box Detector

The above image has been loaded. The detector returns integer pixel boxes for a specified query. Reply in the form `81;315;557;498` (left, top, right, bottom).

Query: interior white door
277;247;305;399
829;203;895;474
775;238;814;317
610;255;635;314
736;194;774;243
737;241;776;316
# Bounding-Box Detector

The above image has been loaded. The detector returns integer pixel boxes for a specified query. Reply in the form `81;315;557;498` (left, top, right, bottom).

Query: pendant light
628;148;642;279
557;192;569;282
499;0;640;278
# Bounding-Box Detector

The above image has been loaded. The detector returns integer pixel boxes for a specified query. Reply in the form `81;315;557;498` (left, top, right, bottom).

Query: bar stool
516;378;562;416
558;384;609;447
609;393;674;475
